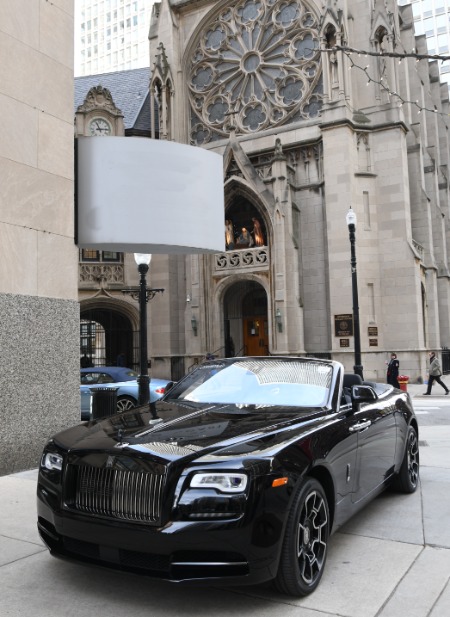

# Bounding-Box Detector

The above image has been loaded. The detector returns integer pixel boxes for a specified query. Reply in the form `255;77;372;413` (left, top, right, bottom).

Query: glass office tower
399;0;450;87
74;0;153;76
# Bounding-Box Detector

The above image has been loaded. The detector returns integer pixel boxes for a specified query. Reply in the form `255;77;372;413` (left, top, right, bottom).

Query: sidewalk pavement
1;385;450;617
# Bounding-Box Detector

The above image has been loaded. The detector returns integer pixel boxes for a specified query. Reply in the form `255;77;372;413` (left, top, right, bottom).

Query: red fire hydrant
398;375;409;392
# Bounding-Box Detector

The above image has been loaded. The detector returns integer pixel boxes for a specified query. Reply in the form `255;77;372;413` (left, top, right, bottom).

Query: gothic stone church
76;0;450;383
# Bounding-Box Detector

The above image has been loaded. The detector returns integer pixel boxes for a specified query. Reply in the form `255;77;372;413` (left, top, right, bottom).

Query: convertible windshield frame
164;358;336;409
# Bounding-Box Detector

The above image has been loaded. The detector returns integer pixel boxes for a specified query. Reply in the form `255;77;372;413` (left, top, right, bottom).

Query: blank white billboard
76;137;225;253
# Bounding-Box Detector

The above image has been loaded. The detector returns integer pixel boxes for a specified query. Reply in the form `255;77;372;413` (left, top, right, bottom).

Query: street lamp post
122;254;164;407
346;208;364;380
135;253;151;405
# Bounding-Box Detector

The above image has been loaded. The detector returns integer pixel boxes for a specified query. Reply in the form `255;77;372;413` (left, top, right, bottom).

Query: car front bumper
37;476;287;587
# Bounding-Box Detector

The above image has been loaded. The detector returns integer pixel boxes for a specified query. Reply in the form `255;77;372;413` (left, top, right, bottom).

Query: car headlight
41;452;63;472
190;472;247;493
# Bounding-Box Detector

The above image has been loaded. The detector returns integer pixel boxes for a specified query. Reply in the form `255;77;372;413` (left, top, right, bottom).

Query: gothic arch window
292;203;301;248
151;77;174;140
356;132;371;172
188;0;323;145
325;26;336;49
151;42;174;140
375;27;390;95
225;196;268;250
164;78;173;140
325;25;338;92
151;79;162;138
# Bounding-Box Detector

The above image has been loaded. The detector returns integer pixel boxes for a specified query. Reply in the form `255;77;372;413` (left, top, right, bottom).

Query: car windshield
121;369;138;380
165;359;333;407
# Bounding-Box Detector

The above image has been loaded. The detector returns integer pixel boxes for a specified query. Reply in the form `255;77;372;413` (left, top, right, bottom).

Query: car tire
116;396;137;413
392;425;419;493
274;477;329;597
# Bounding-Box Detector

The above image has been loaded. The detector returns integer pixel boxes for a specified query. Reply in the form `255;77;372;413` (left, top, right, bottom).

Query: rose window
188;0;322;144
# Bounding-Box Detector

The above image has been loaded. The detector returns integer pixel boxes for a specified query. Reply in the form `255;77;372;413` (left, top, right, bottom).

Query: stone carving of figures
237;227;253;247
252;217;264;246
377;28;390;98
225;219;235;249
330;51;338;86
326;28;339;98
274;137;284;157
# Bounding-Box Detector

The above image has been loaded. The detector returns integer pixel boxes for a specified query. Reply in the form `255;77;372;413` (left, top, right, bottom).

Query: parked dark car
80;367;171;420
38;357;419;596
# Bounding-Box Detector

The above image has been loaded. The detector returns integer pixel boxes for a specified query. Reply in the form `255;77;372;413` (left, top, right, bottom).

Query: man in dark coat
386;353;400;388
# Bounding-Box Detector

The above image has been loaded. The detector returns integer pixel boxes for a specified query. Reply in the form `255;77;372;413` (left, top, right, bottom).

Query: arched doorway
80;305;136;369
223;280;268;357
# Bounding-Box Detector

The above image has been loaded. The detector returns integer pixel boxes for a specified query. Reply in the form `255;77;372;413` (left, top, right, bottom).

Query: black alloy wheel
116;396;137;413
393;425;419;493
275;477;329;596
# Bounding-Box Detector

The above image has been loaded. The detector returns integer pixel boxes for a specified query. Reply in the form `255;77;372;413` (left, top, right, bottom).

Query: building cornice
320;118;409;134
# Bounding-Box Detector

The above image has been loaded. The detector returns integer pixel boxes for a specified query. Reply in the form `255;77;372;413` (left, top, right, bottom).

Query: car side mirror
351;385;377;412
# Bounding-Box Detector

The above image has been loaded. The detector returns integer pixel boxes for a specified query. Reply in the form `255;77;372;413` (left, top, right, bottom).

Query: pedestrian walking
386;352;400;388
423;351;449;395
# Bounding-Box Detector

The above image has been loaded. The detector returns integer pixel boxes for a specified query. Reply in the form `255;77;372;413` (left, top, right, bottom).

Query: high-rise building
399;0;450;87
74;0;153;76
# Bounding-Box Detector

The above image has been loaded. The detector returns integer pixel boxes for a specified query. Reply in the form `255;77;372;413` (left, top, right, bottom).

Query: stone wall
0;0;78;475
0;294;80;475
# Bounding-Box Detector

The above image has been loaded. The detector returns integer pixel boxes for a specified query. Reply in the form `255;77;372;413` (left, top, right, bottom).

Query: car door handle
349;420;372;433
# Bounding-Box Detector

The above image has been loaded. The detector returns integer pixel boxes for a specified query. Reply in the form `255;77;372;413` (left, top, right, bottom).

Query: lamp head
346;207;357;229
134;253;152;266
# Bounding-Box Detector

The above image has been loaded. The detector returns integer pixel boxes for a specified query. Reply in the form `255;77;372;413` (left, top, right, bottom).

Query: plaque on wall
340;339;350;348
335;314;353;337
368;326;378;336
369;339;378;347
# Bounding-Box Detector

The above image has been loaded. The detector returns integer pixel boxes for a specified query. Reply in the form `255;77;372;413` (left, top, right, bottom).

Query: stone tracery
188;0;323;144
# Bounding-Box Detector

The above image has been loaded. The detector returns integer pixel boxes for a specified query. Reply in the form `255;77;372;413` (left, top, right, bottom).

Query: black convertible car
37;357;419;596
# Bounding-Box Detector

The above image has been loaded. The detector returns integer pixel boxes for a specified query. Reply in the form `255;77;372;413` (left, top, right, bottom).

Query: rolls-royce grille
67;465;165;523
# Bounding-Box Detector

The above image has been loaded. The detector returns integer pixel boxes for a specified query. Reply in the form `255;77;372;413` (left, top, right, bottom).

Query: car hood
53;400;330;464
